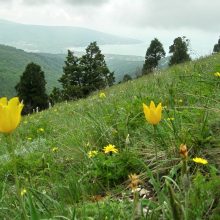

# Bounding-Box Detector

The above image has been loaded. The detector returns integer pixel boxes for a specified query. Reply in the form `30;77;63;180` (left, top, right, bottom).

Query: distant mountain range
0;20;169;97
0;19;141;53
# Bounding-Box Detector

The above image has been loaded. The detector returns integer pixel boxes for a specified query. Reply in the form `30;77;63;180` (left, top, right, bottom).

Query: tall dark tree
169;36;191;66
80;41;115;95
213;37;220;53
142;38;166;74
123;74;132;82
59;50;83;100
15;62;48;114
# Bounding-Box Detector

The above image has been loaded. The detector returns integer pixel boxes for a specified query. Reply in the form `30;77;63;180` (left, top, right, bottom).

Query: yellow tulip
0;97;24;133
143;101;162;125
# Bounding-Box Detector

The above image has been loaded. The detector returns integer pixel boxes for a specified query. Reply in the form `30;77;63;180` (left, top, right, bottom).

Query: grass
0;53;220;219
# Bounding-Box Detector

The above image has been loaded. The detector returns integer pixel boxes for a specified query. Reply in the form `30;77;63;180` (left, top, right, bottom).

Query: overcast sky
0;0;220;56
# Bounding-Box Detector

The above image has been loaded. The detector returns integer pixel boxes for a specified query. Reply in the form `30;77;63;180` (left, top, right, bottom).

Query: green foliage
54;42;115;102
15;62;48;114
59;50;83;100
0;44;144;98
142;38;166;74
213;37;220;53
169;36;191;66
0;45;64;98
122;74;132;82
0;53;220;219
87;149;143;187
80;41;115;95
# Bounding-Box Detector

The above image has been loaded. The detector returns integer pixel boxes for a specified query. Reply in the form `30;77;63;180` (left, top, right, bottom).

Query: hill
0;19;141;53
0;44;145;97
0;45;64;97
0;53;219;219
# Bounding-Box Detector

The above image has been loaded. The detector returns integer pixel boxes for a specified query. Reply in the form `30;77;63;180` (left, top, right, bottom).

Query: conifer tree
15;62;48;114
169;36;191;66
213;37;220;53
59;50;83;100
80;42;115;95
123;74;132;82
142;38;166;74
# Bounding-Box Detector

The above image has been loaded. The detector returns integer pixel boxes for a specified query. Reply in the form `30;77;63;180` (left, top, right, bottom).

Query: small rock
139;188;149;197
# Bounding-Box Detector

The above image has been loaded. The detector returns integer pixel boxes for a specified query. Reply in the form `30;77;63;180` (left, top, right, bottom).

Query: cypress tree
80;42;115;95
15;62;48;114
59;50;83;100
213;37;220;53
142;38;166;74
169;36;191;66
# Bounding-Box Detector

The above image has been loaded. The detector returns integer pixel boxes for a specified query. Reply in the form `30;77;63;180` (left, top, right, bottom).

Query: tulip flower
143;101;162;125
179;144;188;158
0;97;23;133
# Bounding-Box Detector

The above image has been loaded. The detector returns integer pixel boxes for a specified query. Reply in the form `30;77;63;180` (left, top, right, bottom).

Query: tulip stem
6;134;28;220
153;125;158;161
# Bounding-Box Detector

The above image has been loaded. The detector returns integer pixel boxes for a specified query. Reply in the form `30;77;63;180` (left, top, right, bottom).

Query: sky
0;0;220;57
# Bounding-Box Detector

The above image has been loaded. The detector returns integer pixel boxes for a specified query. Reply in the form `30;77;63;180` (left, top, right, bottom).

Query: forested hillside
0;44;145;97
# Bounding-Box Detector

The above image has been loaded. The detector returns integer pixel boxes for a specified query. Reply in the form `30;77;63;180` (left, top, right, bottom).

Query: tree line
15;37;220;114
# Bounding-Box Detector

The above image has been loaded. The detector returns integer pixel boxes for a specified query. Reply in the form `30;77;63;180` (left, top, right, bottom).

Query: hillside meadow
0;53;220;219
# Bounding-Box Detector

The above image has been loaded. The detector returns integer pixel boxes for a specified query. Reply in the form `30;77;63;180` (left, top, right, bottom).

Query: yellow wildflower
179;144;188;158
99;92;106;99
143;101;162;125
0;97;24;133
214;72;220;77
27;137;32;141
192;157;208;165
103;144;118;154
52;147;59;153
38;128;44;132
88;150;98;158
21;188;27;196
167;117;175;121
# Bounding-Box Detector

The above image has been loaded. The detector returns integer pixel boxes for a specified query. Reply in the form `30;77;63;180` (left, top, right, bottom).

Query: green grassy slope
0;53;219;219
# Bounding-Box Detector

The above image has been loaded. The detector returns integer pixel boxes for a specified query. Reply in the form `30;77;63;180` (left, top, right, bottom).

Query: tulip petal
143;103;150;122
150;101;156;110
0;97;7;106
0;97;23;133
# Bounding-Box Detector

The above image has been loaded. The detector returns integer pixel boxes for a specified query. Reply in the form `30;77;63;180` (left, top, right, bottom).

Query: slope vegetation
0;53;219;219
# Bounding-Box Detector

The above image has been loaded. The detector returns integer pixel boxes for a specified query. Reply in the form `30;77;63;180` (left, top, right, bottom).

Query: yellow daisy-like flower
21;188;27;196
143;101;162;125
99;92;106;99
214;72;220;77
52;147;59;153
167;117;175;121
192;157;208;165
38;128;44;132
0;97;24;133
103;144;118;154
88;150;98;158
